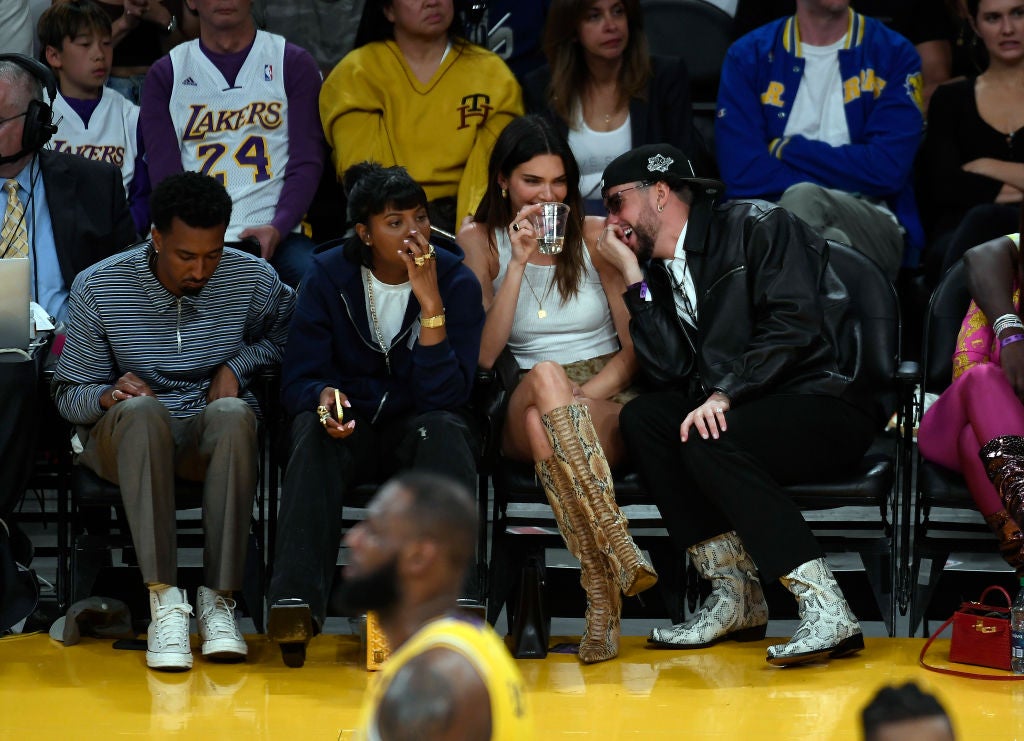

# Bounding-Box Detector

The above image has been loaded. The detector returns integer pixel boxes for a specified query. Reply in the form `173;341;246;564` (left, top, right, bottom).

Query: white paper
30;302;54;332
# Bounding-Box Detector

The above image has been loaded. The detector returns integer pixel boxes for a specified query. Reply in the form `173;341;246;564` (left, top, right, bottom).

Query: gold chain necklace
522;268;554;319
365;269;391;372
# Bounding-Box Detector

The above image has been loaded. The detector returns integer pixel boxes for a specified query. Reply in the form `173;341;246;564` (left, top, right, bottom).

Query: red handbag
919;585;1024;680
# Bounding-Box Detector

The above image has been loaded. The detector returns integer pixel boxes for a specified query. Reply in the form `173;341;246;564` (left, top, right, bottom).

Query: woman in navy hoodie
266;162;485;667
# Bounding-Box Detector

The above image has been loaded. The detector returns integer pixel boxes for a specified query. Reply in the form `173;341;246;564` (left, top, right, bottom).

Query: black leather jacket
624;198;862;408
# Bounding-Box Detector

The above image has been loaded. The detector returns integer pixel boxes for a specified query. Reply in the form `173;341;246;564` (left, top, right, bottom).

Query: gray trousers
78;395;258;590
778;182;905;280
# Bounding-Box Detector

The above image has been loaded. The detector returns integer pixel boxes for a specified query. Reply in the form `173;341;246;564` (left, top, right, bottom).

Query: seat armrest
896;361;920;384
471;348;521;469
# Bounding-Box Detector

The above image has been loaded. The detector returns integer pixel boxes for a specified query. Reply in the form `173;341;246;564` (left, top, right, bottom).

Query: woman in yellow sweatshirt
320;0;524;233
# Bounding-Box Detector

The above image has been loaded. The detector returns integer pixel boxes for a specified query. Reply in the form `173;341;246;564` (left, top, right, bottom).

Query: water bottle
1013;577;1024;674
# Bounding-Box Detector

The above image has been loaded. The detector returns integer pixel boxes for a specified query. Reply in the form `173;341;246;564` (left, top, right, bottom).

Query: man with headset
0;54;134;549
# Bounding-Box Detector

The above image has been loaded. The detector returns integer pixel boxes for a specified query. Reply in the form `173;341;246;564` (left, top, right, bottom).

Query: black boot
267;598;318;668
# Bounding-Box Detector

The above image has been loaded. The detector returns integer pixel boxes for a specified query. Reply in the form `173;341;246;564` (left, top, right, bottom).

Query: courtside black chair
780;241;913;636
639;0;731;175
487;462;686;639
908;261;1016;634
639;0;732;103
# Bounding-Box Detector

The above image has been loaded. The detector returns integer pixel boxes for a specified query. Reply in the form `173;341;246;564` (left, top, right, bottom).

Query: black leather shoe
268;599;313;668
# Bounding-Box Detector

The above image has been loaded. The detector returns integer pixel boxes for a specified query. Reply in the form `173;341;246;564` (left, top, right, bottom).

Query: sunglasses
603;182;649;215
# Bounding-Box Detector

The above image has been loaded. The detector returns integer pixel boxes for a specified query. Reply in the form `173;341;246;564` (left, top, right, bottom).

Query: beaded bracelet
1000;333;1024;349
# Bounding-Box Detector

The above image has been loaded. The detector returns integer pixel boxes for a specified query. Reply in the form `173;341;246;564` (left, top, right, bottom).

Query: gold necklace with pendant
523;268;554;319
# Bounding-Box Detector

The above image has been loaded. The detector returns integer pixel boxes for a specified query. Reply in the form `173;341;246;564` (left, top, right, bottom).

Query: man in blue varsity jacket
52;172;294;672
715;0;924;278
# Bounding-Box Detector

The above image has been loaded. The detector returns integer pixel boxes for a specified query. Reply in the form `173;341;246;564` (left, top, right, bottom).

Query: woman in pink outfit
918;233;1024;574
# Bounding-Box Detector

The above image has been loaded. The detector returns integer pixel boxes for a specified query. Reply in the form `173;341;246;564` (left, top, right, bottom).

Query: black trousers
268;406;480;623
619;391;875;583
0;352;44;517
924;203;1019;288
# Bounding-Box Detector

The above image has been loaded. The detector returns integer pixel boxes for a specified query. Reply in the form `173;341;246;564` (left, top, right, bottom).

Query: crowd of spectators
4;0;1023;696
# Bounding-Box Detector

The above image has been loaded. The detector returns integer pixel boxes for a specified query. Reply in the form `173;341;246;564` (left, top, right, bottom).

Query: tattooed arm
376;648;492;741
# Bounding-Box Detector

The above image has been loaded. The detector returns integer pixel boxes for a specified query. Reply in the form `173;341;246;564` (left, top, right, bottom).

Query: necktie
2;179;29;259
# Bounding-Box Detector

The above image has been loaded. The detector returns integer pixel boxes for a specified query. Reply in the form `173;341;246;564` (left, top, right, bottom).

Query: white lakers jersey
169;31;290;241
47;87;139;196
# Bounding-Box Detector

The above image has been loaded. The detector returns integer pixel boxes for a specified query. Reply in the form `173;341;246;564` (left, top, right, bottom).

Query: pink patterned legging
918;362;1024;515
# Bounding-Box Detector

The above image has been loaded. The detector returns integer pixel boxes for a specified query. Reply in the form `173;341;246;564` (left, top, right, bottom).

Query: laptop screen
0;258;31;357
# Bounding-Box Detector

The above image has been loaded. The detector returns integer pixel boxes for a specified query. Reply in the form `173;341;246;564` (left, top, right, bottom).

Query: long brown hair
542;0;652;127
473;115;586;303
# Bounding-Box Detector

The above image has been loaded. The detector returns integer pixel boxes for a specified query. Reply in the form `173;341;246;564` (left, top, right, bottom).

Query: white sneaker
147;587;193;671
196;586;247;661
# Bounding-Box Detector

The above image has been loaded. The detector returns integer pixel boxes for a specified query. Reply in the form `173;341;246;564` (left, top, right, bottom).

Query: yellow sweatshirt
321;39;523;224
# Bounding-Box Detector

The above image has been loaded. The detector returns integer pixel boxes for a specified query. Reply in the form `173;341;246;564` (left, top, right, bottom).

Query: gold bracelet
420;311;446;328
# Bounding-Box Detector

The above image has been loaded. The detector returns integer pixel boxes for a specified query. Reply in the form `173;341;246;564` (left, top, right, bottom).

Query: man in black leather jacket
595;143;876;667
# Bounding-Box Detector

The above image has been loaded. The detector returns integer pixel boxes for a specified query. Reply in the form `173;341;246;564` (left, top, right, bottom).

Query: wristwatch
420;311;446;328
164;14;178;34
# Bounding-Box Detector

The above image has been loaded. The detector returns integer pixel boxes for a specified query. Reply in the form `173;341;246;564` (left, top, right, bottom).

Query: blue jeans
106;74;146;105
270;232;317;288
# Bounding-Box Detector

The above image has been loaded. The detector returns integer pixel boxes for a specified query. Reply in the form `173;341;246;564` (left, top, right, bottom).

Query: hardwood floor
1;632;1022;739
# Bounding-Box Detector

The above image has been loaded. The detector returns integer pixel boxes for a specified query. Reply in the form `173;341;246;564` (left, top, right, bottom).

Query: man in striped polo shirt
52;172;295;672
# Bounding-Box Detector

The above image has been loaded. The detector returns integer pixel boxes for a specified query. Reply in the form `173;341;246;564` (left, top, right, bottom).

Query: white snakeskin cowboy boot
648;531;768;648
766;557;864;666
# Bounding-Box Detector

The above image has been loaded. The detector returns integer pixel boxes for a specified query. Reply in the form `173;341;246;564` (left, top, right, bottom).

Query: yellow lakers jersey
355;615;533;740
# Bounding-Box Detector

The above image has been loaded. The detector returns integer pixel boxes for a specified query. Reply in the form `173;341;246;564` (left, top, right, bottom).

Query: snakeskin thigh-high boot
766;557;864;666
536;455;620;664
648;531;768;648
984;509;1024;578
980;435;1024;528
541;403;658;597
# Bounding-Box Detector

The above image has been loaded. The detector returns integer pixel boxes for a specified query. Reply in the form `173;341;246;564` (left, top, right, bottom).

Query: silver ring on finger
715;408;723;414
511;222;521;232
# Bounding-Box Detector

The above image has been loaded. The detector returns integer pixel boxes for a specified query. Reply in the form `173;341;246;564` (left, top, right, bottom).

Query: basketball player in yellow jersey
341;472;533;740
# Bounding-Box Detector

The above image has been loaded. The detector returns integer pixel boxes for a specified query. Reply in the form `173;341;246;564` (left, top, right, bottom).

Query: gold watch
420;311;445;328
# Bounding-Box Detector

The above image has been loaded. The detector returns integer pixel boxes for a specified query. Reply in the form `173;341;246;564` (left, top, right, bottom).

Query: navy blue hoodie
281;242;484;424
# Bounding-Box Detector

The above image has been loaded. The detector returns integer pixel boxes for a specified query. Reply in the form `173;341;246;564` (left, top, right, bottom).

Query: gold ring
317;404;330;426
111;388;119;402
414;244;436;267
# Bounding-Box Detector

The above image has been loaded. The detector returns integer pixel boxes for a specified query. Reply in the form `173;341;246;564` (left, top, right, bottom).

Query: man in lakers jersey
340;472;533;740
140;0;323;288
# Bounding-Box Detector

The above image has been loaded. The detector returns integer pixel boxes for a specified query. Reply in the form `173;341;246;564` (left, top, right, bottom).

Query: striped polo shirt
53;243;295;425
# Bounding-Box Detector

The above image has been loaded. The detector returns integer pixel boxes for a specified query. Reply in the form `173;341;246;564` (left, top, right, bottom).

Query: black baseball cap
601;144;723;198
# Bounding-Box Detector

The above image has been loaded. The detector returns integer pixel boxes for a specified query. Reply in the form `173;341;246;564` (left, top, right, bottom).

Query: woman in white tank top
458;115;656;664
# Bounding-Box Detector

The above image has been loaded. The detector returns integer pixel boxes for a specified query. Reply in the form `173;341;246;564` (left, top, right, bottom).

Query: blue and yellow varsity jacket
715;10;925;265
